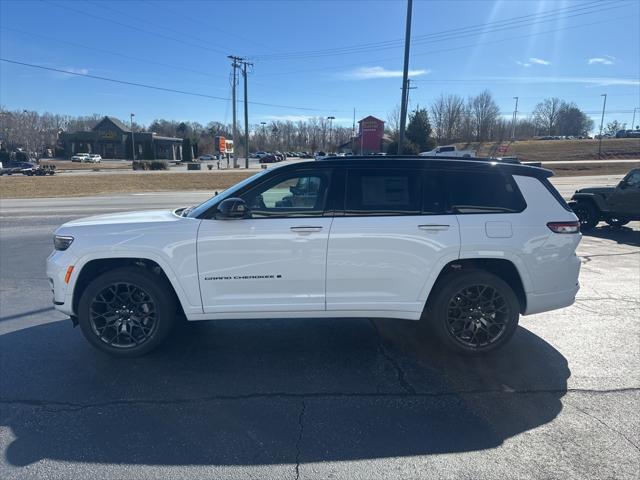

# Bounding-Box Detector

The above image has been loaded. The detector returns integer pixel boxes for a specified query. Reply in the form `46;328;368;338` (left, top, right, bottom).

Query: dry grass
39;160;133;171
455;138;640;161
0;171;256;199
1;161;638;199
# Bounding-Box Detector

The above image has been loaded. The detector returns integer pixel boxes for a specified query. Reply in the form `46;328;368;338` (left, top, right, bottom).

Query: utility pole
228;56;240;168
632;107;639;131
510;96;519;140
260;121;267;149
598;93;607;158
241;60;253;169
327;116;335;152
397;0;413;155
130;113;135;160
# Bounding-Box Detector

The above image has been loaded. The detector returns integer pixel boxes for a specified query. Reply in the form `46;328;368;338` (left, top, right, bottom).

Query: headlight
54;235;74;251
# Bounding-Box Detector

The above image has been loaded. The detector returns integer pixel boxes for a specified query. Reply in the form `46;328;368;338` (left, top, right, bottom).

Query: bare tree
532;97;564;136
469;90;500;142
386;104;401;141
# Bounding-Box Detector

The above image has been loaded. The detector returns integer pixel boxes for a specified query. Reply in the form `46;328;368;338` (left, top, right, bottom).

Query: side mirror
216;198;249;219
618;180;628;190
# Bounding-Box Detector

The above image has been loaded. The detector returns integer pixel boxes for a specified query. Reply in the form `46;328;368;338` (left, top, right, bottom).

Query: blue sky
1;0;639;130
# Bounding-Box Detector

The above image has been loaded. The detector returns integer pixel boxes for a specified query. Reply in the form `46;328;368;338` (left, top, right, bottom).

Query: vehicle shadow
1;317;569;467
584;223;640;247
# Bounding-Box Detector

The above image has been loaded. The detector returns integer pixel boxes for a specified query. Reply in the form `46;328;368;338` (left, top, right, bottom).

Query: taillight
547;221;580;234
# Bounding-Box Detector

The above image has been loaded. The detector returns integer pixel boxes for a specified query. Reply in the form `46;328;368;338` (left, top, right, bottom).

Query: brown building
59;116;183;160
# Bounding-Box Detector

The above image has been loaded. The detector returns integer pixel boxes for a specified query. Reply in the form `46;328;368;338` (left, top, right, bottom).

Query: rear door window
345;168;422;216
443;170;526;214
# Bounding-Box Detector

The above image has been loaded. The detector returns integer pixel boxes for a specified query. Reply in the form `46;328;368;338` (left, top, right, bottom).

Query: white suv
47;157;581;357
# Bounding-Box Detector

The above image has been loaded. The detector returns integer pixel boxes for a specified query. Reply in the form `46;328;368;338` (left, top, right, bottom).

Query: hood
575;186;615;195
60;209;182;228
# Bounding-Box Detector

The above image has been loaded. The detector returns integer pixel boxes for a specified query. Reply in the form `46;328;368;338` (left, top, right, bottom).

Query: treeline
0;92;606;155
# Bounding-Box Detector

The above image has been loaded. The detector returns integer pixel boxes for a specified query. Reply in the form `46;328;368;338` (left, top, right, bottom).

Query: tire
605;216;630;228
572;201;599;231
424;270;520;355
77;266;177;357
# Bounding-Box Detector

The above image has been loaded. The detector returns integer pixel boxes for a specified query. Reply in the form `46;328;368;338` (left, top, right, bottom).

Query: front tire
425;271;520;355
78;267;176;357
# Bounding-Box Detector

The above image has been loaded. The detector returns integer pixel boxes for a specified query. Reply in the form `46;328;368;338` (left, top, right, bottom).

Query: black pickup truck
569;168;640;230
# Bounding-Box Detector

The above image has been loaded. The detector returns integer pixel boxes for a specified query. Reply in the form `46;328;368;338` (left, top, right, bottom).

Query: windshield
186;168;271;218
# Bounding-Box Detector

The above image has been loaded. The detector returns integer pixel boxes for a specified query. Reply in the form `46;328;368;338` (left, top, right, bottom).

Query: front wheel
572;201;599;231
78;267;176;357
425;271;520;355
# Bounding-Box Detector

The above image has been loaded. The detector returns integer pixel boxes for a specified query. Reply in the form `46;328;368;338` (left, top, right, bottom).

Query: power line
41;0;228;56
259;13;626;78
0;25;223;83
0;58;350;113
253;0;616;60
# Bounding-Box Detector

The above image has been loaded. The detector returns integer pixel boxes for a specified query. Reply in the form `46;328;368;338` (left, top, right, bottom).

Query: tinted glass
443;170;526;213
345;168;422;215
241;171;329;218
624;170;640;188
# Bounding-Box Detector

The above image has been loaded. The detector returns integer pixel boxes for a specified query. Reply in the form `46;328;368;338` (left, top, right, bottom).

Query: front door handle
290;226;323;233
418;224;450;231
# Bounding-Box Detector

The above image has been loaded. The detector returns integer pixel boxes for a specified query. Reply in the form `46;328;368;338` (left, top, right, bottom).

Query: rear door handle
290;226;323;233
418;224;450;231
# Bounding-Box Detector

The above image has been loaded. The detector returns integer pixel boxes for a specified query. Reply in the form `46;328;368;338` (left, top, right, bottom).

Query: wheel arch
72;257;188;318
424;258;528;315
571;193;608;212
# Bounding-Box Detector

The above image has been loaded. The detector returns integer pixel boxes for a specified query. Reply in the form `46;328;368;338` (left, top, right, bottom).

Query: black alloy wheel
425;270;520;355
88;282;158;349
78;267;176;357
573;202;599;230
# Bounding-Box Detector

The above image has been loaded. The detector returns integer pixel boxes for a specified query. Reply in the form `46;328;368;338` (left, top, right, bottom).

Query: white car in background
87;154;102;163
420;146;476;158
71;153;90;162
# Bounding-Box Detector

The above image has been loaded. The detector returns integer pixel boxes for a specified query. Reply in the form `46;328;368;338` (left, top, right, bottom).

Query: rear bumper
524;283;579;315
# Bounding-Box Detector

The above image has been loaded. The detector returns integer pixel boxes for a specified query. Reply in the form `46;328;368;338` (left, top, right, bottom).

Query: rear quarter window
443;170;527;214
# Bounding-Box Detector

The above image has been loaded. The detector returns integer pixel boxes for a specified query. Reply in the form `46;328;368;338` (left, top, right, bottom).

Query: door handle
290;226;323;232
418;224;450;231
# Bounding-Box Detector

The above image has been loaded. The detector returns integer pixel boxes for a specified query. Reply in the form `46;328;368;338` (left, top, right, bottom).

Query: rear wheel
78;267;176;357
573;201;599;231
425;271;520;355
605;216;630;227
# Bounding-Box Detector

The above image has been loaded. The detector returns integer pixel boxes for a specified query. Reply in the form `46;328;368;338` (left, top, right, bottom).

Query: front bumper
46;249;78;316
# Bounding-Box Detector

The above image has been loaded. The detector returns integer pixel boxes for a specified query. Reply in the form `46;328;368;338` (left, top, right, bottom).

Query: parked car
71;153;90;162
0;160;37;175
88;154;102;163
198;154;215;161
259;154;278;164
48;155;581;357
254;151;269;159
419;146;476;158
314;151;328;160
569;168;640;230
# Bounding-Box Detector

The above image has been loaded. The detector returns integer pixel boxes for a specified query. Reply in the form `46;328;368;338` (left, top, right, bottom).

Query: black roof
305;155;553;178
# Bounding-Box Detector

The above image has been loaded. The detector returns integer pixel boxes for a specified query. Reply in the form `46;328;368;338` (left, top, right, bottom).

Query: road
0;175;639;479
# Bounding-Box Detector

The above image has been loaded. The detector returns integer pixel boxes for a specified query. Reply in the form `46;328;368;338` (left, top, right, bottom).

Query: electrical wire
0;58;350;113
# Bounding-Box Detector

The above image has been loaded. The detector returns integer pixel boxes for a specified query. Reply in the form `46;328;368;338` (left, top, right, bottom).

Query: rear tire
424;270;520;355
605;216;630;228
573;201;599;231
78;267;176;357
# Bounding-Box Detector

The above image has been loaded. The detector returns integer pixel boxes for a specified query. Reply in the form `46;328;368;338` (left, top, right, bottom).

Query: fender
66;249;203;317
571;192;609;212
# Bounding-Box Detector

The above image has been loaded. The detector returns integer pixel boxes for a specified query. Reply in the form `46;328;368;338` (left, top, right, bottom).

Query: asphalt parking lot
0;175;638;479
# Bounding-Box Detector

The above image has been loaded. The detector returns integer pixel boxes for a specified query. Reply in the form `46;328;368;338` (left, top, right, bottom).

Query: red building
357;115;385;154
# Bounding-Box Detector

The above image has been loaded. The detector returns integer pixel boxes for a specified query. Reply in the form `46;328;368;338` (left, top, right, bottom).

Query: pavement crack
1;387;638;412
564;400;640;452
294;400;306;480
368;319;416;395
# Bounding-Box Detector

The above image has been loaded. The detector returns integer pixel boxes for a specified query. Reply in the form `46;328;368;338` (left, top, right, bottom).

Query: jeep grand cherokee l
47;156;581;357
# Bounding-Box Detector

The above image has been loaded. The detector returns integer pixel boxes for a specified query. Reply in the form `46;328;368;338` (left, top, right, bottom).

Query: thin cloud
588;56;615;65
487;75;639;86
53;66;90;80
529;57;551;66
516;61;531;68
341;66;430;80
